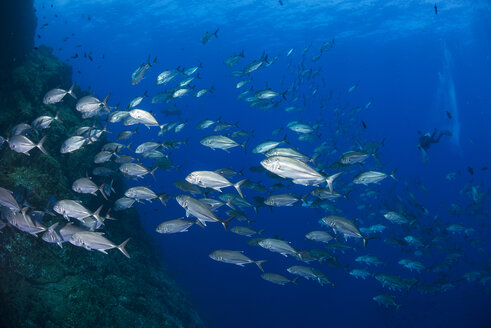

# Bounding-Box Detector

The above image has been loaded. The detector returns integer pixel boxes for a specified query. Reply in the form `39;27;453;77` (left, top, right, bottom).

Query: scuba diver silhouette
417;128;452;164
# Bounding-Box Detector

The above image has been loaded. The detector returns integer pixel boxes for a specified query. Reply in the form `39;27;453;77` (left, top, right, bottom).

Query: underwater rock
0;25;203;328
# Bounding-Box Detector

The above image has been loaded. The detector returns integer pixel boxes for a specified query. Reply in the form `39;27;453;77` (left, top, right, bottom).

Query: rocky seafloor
0;19;204;328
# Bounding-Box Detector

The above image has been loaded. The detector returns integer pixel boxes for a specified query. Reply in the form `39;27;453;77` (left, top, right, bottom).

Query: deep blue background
34;1;491;327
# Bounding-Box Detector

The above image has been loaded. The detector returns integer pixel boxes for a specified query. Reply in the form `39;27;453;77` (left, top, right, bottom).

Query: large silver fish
261;156;341;191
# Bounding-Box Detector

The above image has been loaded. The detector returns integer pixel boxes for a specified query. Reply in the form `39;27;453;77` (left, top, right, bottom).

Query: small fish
156;218;200;233
468;166;474;175
446;111;452;119
201;29;219;44
209;250;265;271
261;273;299;286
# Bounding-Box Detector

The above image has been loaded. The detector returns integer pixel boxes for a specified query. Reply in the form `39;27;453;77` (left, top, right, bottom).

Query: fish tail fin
225;199;236;210
92;205;104;225
37;135;48;155
240;139;248;153
234;179;247;198
310;153;320;167
220;216;235;230
343;190;351;201
99;183;108;200
389;168;398;181
54;111;63;123
255;260;266;272
102;93;111;107
300;193;309;205
118;238;131;258
282;134;289;145
150;167;158;181
143;90;148;97
214;28;219;37
326;172;342;193
258;229;265;236
363;237;375;247
281;89;288;100
48;222;59;231
126;142;132;152
194;219;206;229
238;168;244;176
104;208;117;221
158;194;168;206
291;277;300;285
67;84;77;99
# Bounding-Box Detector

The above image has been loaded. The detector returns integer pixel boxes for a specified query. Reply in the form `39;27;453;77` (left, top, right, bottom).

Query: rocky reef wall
0;2;203;327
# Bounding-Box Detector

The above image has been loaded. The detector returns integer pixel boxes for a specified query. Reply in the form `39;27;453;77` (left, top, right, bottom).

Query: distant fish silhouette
446;111;452;119
434;4;438;15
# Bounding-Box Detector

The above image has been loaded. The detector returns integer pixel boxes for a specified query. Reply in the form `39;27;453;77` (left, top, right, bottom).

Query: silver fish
200;135;246;153
43;85;76;104
0;186;21;213
113;197;135;211
6;209;46;236
53;200;104;226
209;250;265;271
41;222;63;248
128;109;159;128
305;231;335;244
58;222;86;242
72;177;107;200
124;187;165;204
60;136;87;154
119;163;156;180
261;273;298;285
353;170;397;185
75;94;110;116
32;112;62;130
258;238;299;258
8;135;47;156
261;156;341;191
185;170;245;197
176;195;232;229
70;231;130;258
156;218;198;234
321;216;368;246
264;193;303;207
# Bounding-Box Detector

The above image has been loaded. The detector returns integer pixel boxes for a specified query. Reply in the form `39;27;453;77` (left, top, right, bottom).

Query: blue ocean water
33;1;491;327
